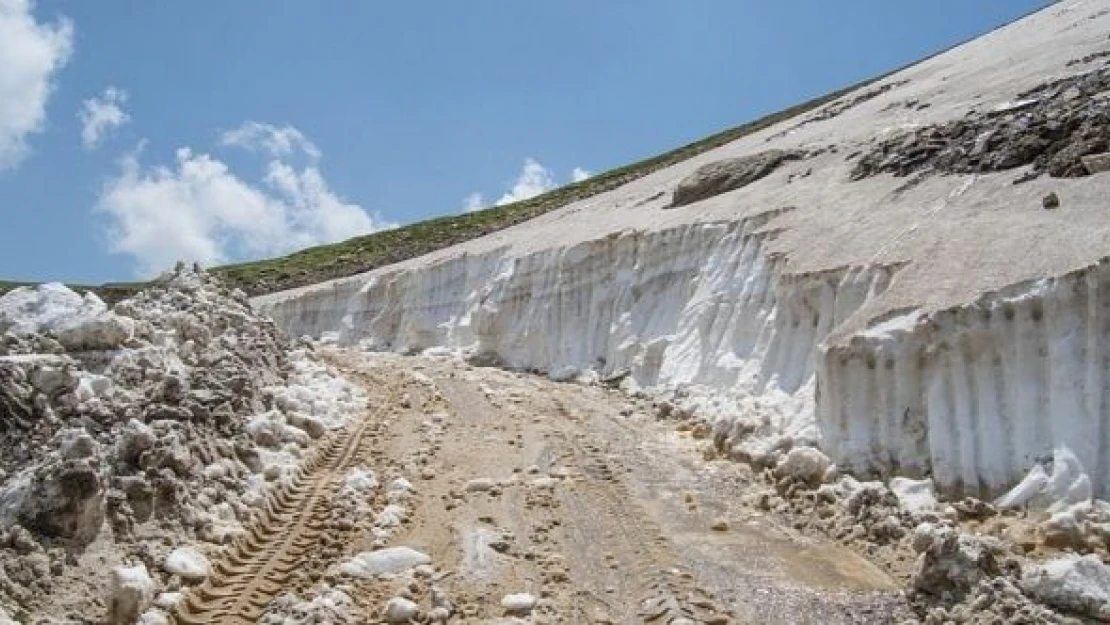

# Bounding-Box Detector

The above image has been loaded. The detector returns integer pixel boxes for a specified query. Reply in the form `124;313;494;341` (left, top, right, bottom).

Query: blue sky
0;0;1047;283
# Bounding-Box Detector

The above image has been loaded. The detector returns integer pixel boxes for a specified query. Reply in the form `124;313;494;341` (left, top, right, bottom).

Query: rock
298;416;326;439
107;564;155;625
953;497;996;521
58;428;99;460
910;524;1003;601
1082;152;1110;175
164;546;209;583
671;150;803;207
382;597;420;622
18;458;105;545
116;420;156;463
773;447;831;486
851;67;1110;181
426;606;450;622
465;478;496;493
501;592;537;614
1041;505;1089;550
1043;192;1060;209
28;364;78;397
339;547;431;578
1021;554;1110;620
54;312;135;351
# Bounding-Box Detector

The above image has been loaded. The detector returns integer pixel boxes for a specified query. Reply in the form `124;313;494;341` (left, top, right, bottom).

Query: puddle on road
626;423;900;594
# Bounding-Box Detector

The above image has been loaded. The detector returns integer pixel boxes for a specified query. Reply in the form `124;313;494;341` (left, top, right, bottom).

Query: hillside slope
257;0;1110;504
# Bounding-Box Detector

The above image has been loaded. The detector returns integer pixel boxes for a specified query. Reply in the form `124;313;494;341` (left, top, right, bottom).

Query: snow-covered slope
256;0;1110;501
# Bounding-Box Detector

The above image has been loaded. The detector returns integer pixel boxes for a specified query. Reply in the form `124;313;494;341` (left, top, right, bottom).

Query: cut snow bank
254;0;1110;506
257;217;1110;505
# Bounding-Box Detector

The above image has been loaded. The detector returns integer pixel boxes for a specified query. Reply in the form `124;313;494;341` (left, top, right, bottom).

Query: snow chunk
164;547;209;582
996;446;1092;510
501;593;537;614
107;564;155;625
889;477;938;513
339;547;431;578
0;283;105;335
773;446;830;485
343;468;378;494
382;597;419;622
0;283;134;350
1021;554;1110;620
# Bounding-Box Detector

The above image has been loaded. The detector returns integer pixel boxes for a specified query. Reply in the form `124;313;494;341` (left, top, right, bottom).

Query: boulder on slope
670;150;804;207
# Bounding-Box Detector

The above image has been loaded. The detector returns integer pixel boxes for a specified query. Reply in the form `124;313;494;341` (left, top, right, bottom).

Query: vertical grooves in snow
1097;269;1110;491
257;222;1110;499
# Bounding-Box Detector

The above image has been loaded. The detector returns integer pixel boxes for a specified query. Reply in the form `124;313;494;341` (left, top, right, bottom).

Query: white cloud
462;192;485;213
462;158;591;212
0;0;73;169
221;121;321;160
495;158;556;206
78;86;129;149
96;125;392;277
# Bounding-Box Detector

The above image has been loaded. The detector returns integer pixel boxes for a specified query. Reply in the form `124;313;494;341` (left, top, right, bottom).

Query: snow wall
255;213;1110;500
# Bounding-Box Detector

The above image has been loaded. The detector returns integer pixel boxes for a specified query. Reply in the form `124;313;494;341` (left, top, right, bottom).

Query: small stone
1042;192;1060;209
464;478;496;493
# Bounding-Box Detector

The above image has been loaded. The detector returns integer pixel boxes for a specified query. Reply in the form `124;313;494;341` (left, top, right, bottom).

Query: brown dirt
172;350;914;623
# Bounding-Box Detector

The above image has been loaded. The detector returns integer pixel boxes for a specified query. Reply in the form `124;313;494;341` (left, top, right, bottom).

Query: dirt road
174;350;913;623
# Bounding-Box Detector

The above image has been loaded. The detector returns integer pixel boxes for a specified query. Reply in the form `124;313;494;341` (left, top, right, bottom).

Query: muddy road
175;350;912;624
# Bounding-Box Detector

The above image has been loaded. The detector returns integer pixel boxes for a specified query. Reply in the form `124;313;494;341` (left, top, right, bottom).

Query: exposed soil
185;350;915;624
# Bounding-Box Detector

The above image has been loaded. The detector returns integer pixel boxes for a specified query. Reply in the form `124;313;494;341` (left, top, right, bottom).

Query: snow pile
0;266;364;622
262;586;357;625
719;437;1093;622
1021;554;1110;621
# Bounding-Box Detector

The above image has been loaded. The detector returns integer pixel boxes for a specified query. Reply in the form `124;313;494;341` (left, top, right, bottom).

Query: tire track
549;400;732;624
173;381;399;625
